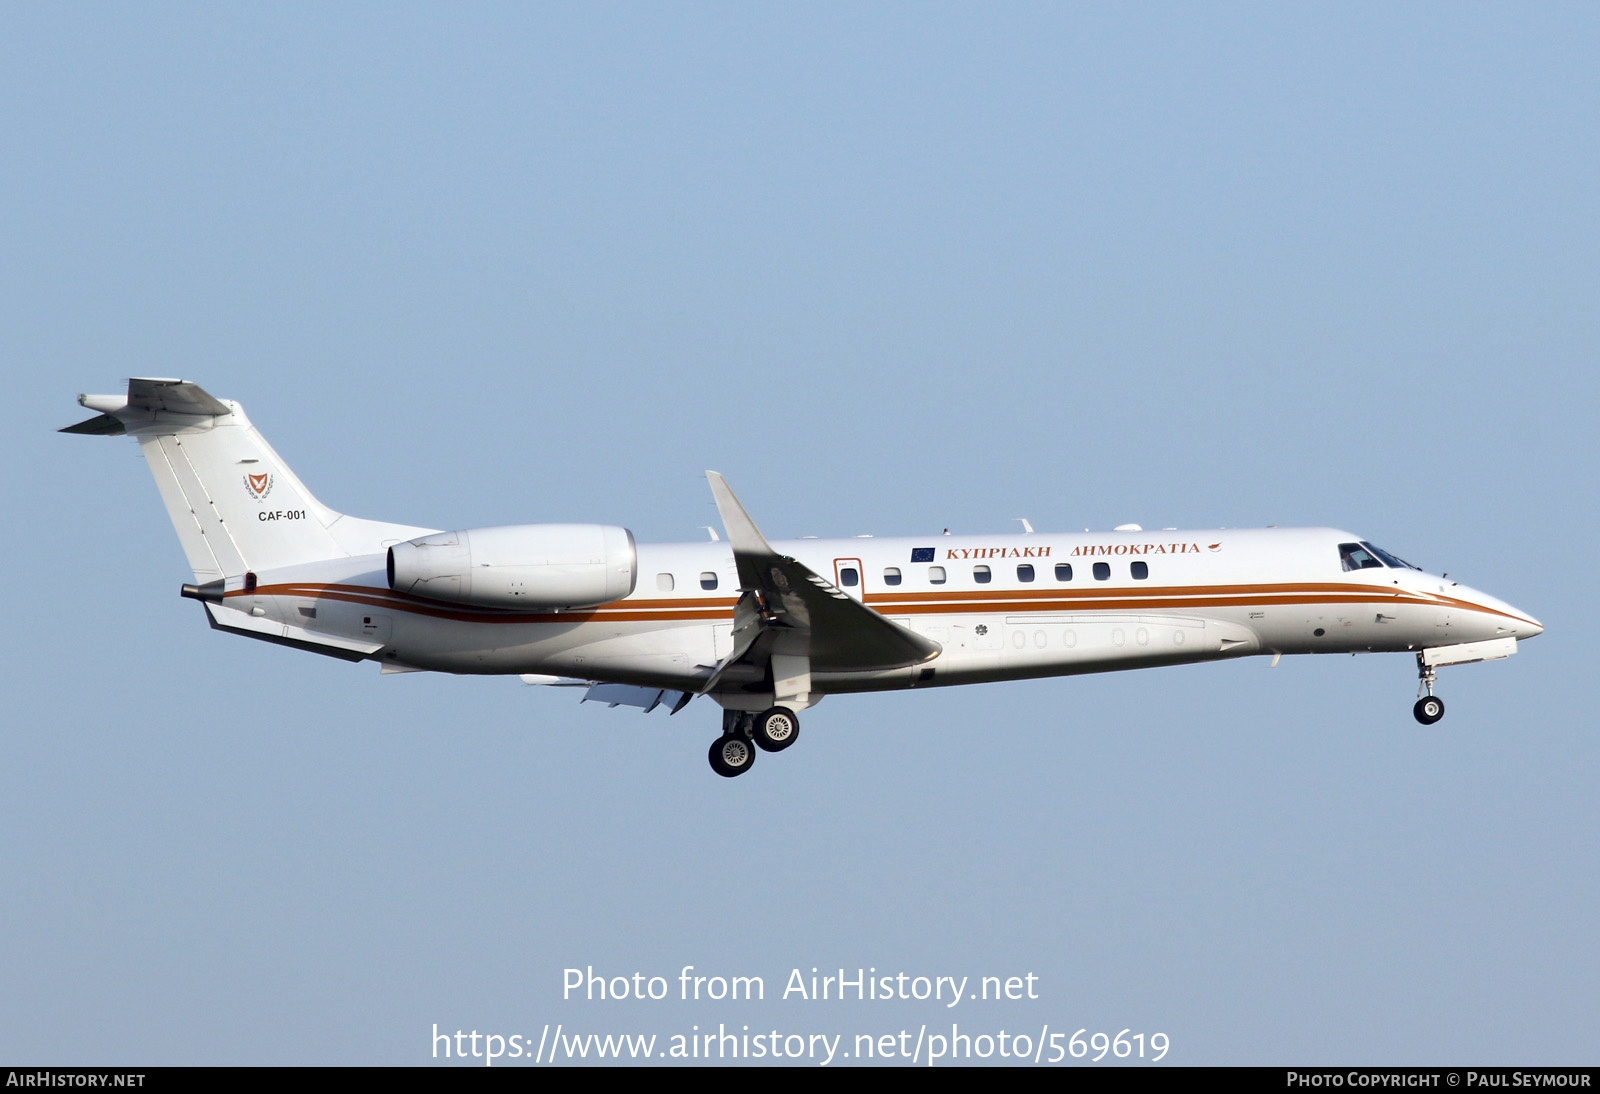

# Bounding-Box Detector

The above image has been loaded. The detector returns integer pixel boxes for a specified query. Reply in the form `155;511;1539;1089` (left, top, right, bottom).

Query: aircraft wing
705;472;941;675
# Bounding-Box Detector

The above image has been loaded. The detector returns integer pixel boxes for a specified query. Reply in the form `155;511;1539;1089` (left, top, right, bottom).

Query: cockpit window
1338;543;1384;571
1360;541;1421;571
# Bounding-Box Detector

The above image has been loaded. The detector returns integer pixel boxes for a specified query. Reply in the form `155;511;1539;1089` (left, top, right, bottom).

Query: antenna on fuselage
1015;518;1034;534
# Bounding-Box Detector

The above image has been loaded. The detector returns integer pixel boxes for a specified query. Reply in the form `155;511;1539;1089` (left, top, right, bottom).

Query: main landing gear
1413;655;1445;725
708;706;801;777
708;733;756;778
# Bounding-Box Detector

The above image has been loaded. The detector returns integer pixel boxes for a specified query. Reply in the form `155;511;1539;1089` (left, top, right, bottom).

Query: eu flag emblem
910;547;936;563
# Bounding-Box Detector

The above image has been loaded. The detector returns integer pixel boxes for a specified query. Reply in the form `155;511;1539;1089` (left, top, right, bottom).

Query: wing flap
581;683;694;713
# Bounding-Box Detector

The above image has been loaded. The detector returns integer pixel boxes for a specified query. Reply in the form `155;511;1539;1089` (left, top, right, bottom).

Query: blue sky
3;3;1595;1065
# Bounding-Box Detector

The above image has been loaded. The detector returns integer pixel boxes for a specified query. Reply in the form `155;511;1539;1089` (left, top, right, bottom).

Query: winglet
706;471;777;559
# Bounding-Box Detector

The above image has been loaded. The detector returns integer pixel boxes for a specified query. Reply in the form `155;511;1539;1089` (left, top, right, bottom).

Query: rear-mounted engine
387;524;637;610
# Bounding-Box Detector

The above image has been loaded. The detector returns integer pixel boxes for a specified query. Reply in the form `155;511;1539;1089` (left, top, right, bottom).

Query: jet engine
386;524;637;610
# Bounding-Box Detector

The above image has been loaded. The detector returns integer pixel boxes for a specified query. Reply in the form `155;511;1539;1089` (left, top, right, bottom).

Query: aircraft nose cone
1460;584;1542;641
1494;598;1543;640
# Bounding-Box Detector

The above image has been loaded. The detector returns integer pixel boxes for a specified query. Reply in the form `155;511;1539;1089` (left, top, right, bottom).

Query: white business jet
65;379;1542;777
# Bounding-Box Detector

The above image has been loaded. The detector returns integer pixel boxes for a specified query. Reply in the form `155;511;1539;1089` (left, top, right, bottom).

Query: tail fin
63;378;431;581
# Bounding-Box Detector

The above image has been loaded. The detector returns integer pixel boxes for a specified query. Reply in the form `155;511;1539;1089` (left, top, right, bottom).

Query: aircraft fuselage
221;525;1538;705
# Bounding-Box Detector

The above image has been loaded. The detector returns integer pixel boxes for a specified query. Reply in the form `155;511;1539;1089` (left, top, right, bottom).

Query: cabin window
1054;563;1073;582
973;565;992;584
1338;543;1383;572
1093;562;1110;581
1131;561;1148;580
656;573;675;592
883;567;902;586
840;567;859;587
929;566;947;585
699;572;718;590
1017;564;1035;582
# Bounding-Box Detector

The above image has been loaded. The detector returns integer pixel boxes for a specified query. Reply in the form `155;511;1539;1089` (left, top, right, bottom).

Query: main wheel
1413;696;1445;725
709;734;756;777
753;706;800;753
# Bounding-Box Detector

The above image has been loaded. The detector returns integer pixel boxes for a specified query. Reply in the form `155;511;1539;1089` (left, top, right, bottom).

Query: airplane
63;378;1544;777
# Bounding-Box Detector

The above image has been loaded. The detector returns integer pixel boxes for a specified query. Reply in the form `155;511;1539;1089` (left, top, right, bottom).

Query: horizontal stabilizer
59;414;126;436
126;378;232;418
60;379;233;435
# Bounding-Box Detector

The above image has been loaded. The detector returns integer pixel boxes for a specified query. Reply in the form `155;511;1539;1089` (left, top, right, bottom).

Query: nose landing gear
1414;655;1445;725
1413;695;1445;725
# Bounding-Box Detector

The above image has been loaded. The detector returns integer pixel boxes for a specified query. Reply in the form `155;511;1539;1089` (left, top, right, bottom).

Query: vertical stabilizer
63;379;431;581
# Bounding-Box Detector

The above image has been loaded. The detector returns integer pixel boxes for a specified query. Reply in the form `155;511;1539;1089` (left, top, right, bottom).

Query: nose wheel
1413;655;1445;725
1413;695;1445;725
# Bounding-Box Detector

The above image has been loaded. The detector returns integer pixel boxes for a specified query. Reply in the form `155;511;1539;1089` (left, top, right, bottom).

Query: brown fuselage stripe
225;581;1531;629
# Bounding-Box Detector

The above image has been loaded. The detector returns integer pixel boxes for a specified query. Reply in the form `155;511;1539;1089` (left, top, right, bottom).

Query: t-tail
62;378;431;595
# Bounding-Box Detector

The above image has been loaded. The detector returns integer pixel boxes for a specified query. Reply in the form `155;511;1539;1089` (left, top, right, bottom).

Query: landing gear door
832;557;865;601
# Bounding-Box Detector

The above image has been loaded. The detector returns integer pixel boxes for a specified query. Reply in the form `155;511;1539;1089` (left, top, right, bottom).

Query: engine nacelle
387;524;637;610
